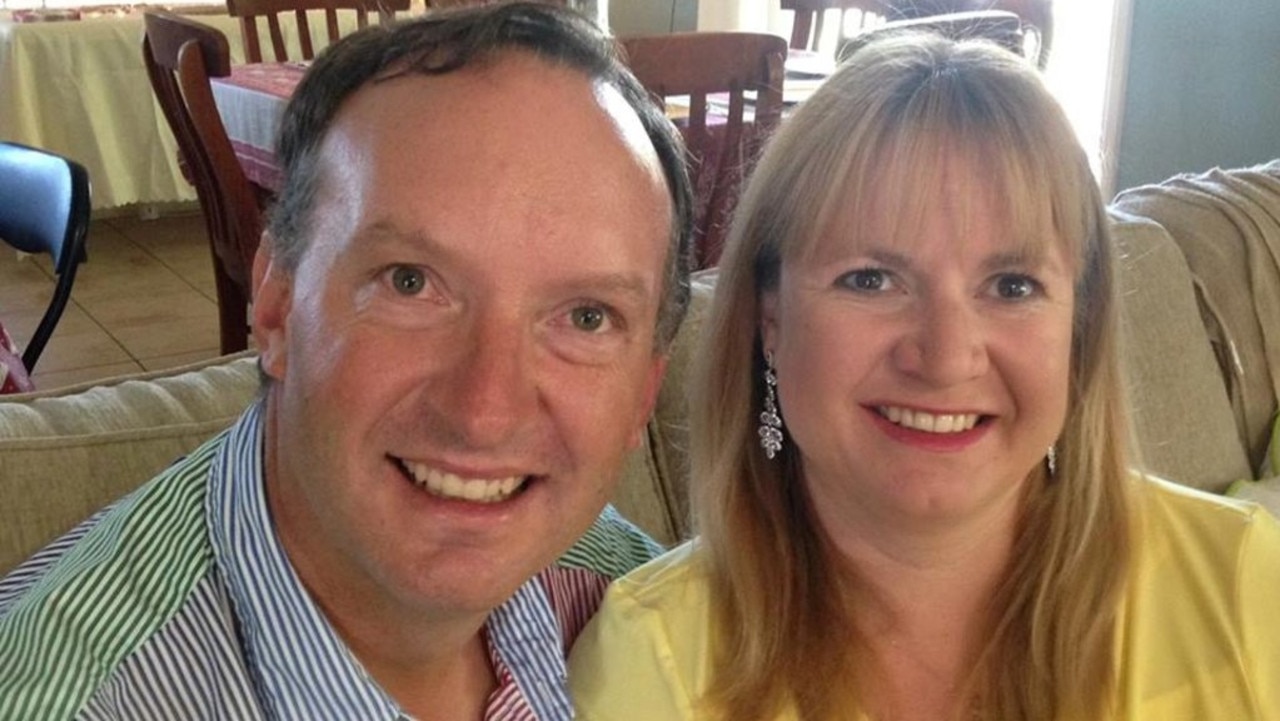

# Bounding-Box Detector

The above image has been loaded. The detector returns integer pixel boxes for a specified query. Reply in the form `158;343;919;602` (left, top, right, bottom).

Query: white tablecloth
0;13;244;209
0;10;373;210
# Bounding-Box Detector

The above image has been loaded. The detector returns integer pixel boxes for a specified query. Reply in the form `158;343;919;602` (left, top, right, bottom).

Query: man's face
252;53;672;621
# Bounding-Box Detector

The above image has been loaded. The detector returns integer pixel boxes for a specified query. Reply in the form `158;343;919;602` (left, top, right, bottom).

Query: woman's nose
891;301;990;386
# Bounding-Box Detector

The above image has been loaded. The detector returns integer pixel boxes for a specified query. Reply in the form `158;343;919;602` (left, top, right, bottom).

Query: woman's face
760;165;1076;537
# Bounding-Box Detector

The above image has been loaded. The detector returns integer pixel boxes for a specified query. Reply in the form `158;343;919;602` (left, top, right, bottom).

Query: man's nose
432;313;537;449
891;300;990;386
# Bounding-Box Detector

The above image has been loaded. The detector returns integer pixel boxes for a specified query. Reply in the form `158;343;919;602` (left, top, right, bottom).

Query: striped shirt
0;400;661;720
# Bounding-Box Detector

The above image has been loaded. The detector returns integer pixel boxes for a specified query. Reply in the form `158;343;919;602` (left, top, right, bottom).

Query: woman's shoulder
1120;475;1280;716
1127;471;1280;627
606;540;712;613
1133;474;1279;548
611;542;706;591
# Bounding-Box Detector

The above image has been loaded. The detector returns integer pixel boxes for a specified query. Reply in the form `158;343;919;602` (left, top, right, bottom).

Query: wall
1115;0;1280;190
609;0;697;35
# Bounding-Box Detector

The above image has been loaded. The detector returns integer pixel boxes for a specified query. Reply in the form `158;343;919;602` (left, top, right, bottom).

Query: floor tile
28;327;133;374
108;213;207;251
138;348;229;372
5;211;227;390
72;264;199;306
109;315;221;360
85;289;217;332
32;361;146;392
0;253;57;316
1;305;103;348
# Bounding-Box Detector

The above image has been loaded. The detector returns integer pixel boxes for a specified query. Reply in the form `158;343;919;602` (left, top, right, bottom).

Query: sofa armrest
1112;211;1254;492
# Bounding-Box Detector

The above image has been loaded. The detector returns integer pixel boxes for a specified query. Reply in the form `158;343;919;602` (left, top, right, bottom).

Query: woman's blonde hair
692;32;1132;720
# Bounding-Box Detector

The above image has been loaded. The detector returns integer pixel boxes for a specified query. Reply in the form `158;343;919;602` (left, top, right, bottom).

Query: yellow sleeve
1239;506;1280;715
567;578;703;720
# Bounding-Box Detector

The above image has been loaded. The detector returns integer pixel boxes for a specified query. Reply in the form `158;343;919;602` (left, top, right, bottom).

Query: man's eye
838;268;889;292
994;274;1040;300
389;266;427;295
570;305;611;332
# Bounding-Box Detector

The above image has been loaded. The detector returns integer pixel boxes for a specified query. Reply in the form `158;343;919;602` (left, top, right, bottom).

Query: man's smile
394;457;531;503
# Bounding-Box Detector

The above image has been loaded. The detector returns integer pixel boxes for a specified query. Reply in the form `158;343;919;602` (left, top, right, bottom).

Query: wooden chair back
225;0;410;63
779;0;890;52
143;10;258;353
0;142;90;373
620;32;787;268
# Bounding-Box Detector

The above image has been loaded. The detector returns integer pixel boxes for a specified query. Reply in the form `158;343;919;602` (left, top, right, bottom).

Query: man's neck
353;626;497;721
298;559;500;719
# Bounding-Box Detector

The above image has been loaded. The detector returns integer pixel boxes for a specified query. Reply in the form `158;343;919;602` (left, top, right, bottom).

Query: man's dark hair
266;1;694;348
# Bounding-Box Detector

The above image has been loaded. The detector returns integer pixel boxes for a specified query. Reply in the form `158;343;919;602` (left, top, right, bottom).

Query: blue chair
0;142;91;373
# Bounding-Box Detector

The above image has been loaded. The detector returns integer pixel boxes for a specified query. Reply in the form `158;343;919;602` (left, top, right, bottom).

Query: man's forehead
328;50;656;158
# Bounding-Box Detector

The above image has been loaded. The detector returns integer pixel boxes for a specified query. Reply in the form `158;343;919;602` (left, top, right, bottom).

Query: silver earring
1046;444;1057;478
759;351;784;459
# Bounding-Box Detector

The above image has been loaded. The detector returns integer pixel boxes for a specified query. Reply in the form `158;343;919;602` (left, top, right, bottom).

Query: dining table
211;52;831;266
0;11;245;210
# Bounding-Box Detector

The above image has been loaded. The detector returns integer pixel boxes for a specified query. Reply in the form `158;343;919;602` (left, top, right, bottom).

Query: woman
569;31;1280;720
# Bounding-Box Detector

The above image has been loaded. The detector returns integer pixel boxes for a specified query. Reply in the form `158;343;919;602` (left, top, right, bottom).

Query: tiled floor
0;211;228;391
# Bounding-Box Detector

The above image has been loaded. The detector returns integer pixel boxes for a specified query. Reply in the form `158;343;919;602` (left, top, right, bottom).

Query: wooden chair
225;0;410;63
143;11;258;353
780;0;891;52
0;142;90;373
620;32;787;268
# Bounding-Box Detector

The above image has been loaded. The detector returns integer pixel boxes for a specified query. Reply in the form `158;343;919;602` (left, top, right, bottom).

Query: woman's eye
389;265;427;296
838;268;890;292
569;305;611;333
994;274;1041;300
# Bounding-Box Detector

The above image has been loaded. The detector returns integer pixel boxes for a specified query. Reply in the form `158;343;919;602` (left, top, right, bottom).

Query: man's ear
628;354;668;451
251;233;291;381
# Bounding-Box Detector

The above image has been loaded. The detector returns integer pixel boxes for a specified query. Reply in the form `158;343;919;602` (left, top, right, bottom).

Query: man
0;4;693;718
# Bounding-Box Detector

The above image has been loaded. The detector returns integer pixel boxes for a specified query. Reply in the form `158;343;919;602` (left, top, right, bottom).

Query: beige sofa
3;163;1279;575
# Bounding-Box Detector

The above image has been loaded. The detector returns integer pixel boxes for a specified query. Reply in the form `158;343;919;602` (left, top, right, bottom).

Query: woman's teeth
400;460;525;503
878;406;980;434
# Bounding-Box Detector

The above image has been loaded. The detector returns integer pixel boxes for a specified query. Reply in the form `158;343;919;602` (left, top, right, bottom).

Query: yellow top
568;478;1280;720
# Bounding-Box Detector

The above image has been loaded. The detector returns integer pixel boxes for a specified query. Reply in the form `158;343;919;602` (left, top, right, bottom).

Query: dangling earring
759;351;784;459
1045;444;1058;478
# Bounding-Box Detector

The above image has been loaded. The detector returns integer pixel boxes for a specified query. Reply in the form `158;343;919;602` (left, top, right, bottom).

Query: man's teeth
879;406;979;434
401;461;525;503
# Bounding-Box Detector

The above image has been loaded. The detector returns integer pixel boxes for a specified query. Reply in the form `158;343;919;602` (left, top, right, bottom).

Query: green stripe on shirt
555;505;664;580
0;436;220;719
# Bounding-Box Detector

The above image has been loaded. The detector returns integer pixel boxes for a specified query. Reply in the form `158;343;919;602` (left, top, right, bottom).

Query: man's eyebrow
551;272;654;304
350;220;430;251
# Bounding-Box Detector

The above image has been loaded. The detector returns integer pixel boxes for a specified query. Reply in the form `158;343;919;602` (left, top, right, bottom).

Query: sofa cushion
0;352;260;574
1111;211;1253;492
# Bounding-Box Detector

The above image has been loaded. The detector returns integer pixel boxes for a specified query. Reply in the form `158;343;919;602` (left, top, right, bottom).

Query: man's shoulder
553;504;665;580
0;438;222;719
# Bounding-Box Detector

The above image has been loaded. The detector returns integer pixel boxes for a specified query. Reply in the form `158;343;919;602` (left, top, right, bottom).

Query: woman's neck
821;492;1023;721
